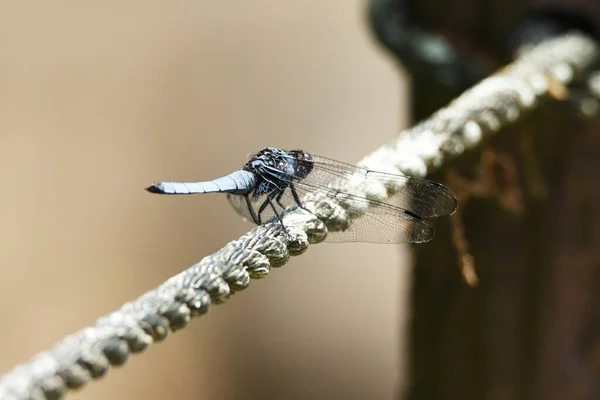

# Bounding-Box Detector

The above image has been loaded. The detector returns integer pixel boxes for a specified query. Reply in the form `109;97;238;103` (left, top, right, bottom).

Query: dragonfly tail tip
145;183;164;194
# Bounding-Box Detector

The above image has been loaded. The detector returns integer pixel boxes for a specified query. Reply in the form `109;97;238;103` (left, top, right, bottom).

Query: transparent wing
231;184;434;243
252;153;456;243
288;183;435;243
304;155;458;218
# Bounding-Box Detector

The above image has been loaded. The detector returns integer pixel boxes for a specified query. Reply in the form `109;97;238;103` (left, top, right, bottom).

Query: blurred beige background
0;1;411;399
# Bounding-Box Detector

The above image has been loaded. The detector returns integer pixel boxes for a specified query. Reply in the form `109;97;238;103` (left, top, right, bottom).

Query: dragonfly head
287;149;314;179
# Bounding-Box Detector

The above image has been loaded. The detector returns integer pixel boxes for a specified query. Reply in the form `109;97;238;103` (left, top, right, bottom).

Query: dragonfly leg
256;197;271;223
289;183;308;211
255;191;286;233
267;193;285;226
245;195;261;224
275;189;287;209
256;190;285;226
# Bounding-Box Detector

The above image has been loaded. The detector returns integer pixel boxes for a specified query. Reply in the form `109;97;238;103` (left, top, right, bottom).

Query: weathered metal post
369;1;600;398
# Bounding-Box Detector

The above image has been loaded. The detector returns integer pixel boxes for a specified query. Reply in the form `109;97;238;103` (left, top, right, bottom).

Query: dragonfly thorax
243;148;314;186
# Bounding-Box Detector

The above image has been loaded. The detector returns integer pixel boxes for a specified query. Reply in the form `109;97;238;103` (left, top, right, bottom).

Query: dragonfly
146;147;458;243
